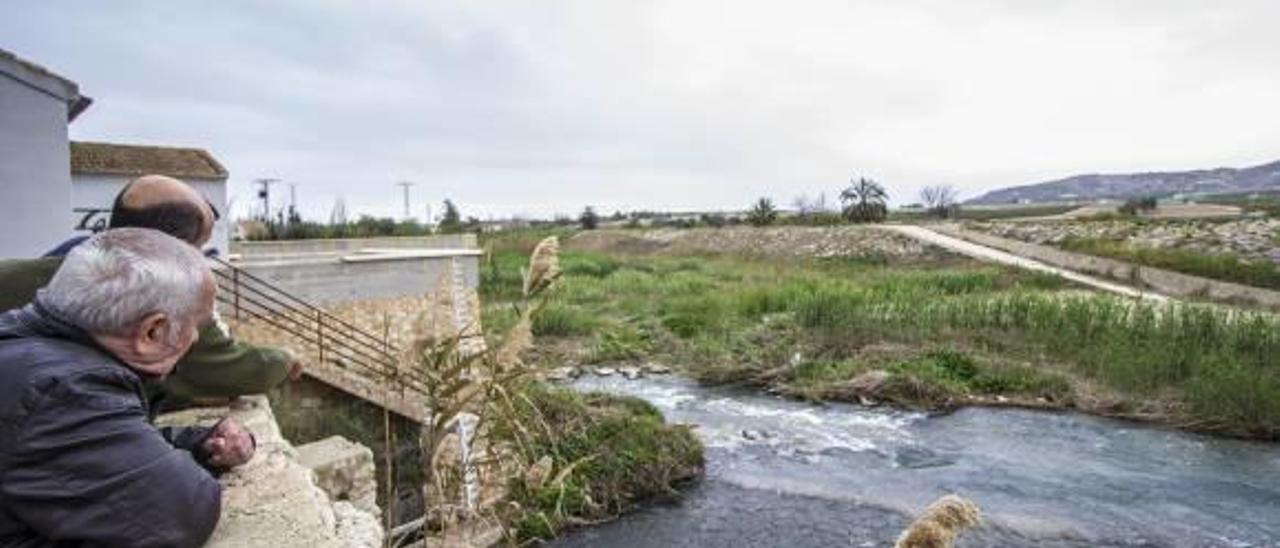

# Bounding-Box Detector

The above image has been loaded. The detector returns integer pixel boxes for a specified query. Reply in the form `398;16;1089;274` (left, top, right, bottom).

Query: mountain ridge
967;159;1280;205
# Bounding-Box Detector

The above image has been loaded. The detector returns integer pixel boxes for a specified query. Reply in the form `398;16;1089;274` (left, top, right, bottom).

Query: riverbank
501;383;703;542
553;375;1280;547
482;229;1280;441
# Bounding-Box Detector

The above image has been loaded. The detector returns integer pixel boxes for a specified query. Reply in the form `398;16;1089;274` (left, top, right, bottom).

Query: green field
483;231;1280;440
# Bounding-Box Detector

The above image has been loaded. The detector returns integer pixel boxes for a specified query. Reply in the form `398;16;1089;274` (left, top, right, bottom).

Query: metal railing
209;256;434;400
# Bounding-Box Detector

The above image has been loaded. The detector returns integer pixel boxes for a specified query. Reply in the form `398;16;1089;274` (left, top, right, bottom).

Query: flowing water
552;376;1280;547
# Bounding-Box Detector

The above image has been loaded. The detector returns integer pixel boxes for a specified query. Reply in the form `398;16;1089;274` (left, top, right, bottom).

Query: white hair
41;228;212;340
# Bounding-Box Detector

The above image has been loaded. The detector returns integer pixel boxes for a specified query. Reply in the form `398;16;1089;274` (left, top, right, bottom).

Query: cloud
4;0;1279;217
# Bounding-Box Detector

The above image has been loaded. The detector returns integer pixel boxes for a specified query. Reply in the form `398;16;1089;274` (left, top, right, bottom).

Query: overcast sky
5;1;1280;220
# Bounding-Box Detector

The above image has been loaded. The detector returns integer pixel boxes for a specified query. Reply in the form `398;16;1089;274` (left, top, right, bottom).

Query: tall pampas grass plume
523;236;561;297
894;494;982;548
498;236;561;369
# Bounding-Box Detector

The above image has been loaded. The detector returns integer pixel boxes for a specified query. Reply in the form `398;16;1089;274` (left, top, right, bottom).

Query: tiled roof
70;141;228;180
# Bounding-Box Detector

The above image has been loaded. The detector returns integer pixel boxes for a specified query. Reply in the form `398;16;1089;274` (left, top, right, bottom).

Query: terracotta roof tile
70;141;228;180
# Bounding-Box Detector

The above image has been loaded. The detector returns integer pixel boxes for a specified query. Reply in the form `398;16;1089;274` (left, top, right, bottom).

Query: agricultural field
888;203;1079;222
482;229;1280;440
970;217;1280;290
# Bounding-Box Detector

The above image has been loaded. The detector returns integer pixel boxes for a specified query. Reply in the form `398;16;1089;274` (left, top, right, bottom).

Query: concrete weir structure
222;234;485;421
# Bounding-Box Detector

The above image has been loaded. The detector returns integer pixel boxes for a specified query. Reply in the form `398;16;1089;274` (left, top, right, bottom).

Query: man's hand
281;348;304;381
287;359;304;381
202;418;255;469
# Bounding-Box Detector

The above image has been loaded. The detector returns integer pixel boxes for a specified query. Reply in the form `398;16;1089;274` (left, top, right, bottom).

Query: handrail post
232;268;241;321
316;310;325;367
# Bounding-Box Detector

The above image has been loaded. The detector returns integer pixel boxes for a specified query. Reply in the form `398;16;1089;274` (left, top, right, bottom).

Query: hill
968;159;1280;205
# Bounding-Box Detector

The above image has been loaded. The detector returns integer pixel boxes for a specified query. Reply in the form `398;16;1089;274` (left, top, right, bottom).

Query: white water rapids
553;375;1280;547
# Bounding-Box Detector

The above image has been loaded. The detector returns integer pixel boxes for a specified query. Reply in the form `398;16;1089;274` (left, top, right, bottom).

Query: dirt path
879;224;1168;302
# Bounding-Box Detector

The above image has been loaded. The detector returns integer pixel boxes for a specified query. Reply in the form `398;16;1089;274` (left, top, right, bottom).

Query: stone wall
226;285;484;422
221;250;485;422
155;396;385;548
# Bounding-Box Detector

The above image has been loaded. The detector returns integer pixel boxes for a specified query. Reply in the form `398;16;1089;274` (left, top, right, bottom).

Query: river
552;375;1280;547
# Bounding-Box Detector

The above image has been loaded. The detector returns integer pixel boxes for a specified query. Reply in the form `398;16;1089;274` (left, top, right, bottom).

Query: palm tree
840;177;889;223
746;197;778;227
579;206;600;230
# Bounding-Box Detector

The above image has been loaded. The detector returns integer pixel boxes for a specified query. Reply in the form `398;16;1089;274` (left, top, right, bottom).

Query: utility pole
254;178;279;220
395;181;415;220
288;182;299;222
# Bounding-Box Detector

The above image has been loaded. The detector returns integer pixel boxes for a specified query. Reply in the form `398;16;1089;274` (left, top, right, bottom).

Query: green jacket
0;257;291;403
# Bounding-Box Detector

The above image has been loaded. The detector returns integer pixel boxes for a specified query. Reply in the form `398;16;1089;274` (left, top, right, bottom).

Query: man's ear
134;312;171;351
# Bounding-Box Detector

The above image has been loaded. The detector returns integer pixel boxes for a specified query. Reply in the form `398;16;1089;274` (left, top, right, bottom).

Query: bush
589;326;654;363
562;255;621;278
746;198;778;227
1186;357;1280;438
507;384;704;542
1118;196;1159;216
532;303;599;337
660;295;730;339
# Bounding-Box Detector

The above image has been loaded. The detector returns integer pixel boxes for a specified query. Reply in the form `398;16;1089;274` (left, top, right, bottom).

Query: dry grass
894;494;982;548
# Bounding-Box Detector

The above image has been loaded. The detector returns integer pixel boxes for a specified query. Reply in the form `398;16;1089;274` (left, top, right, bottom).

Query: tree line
245;178;965;240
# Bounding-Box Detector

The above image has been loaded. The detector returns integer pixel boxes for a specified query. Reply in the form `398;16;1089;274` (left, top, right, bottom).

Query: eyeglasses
204;196;221;222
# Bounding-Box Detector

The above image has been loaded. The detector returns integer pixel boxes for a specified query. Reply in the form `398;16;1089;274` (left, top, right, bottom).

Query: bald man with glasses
0;175;304;410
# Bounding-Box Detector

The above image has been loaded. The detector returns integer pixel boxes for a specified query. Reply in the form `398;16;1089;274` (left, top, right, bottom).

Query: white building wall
0;73;73;258
71;173;231;254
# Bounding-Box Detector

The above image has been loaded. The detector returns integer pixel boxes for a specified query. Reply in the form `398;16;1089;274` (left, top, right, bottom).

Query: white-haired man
0;228;254;547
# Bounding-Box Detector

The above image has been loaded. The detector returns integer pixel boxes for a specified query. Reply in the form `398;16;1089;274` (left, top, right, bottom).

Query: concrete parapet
227;253;480;306
154;396;385;548
297;436;380;515
231;234;477;259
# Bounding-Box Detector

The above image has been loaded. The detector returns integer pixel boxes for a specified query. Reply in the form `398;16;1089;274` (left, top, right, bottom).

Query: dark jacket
0;302;222;547
0;257;291;405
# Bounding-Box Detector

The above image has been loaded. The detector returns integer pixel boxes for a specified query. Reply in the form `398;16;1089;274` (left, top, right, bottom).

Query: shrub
507;384;703;542
660;295;731;339
1185;357;1280;437
746;198;778;227
562;255;621;278
532;303;599;337
589;326;654;363
1118;196;1158;216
